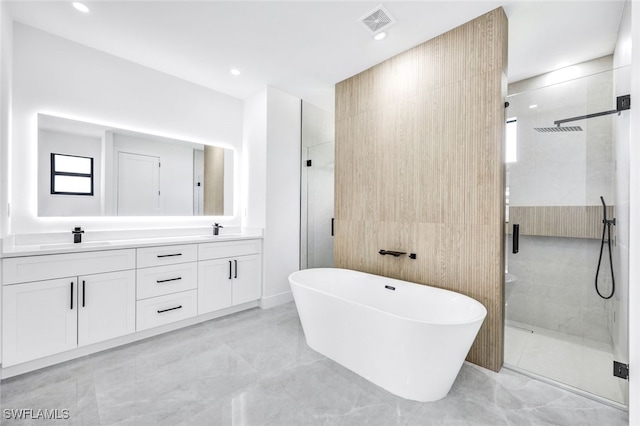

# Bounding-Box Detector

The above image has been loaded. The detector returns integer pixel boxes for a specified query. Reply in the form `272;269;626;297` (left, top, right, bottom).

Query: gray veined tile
0;302;628;426
277;358;423;424
220;318;323;378
190;376;322;426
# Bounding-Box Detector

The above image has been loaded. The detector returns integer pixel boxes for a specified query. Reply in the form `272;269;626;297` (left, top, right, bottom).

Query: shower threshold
504;323;626;408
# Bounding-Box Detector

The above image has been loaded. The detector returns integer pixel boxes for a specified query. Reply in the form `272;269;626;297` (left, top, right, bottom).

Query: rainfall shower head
534;125;583;133
532;95;630;134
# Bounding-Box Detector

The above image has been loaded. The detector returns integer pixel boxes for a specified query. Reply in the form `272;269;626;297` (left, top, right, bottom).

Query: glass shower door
503;67;629;405
306;141;334;268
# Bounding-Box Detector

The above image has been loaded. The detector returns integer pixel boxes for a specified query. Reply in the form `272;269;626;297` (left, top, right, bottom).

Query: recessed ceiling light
529;104;538;109
230;68;240;76
72;2;90;13
373;32;387;41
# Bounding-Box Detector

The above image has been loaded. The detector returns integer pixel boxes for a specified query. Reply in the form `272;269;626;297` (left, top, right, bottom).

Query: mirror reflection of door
307;141;334;268
117;152;160;215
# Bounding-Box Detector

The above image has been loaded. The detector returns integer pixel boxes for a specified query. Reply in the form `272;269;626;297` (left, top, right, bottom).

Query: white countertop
1;231;263;258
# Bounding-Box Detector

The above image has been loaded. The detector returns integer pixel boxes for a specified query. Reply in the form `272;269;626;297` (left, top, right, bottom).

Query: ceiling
6;1;626;111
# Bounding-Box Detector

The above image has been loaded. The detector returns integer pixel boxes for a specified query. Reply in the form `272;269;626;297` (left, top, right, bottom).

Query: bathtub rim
289;267;487;326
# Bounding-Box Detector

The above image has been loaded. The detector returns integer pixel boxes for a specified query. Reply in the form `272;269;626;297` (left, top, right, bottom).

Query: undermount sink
197;234;242;239
39;241;113;249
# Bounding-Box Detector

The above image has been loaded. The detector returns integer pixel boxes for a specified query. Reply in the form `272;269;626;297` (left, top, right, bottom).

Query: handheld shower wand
595;196;615;299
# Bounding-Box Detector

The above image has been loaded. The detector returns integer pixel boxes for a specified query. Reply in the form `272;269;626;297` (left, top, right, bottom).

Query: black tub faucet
213;223;223;236
72;227;84;243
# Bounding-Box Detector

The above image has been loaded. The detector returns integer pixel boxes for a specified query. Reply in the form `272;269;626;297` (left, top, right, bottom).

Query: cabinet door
2;278;78;366
198;258;233;314
78;270;136;347
232;254;262;305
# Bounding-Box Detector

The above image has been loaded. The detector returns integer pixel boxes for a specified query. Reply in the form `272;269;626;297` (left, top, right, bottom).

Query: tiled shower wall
506;234;612;344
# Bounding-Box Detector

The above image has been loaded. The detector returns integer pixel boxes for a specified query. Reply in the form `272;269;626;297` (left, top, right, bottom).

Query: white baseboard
259;291;293;309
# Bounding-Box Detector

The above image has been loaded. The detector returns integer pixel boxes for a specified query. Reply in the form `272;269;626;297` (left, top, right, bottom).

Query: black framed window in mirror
50;153;94;196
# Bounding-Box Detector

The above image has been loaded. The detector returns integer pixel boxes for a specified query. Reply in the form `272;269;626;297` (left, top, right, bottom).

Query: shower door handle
331;218;334;236
512;224;519;254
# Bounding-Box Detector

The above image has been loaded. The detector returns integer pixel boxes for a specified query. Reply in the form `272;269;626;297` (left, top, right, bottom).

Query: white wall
9;23;243;234
242;89;267;230
243;87;301;308
264;87;301;306
0;0;12;369
0;3;12;238
628;1;640;423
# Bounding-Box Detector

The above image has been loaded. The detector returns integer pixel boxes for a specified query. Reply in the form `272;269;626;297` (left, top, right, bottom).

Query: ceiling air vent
360;5;395;34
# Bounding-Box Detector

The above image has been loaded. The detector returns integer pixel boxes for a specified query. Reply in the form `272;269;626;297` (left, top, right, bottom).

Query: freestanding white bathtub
289;268;487;402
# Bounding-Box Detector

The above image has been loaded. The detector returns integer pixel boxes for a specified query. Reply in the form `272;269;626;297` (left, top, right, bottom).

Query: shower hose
595;196;615;299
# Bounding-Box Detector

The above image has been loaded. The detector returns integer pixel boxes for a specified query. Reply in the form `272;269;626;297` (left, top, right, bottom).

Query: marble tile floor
504;322;626;405
0;303;628;426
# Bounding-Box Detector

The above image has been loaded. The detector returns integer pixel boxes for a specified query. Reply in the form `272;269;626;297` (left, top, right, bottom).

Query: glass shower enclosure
300;101;335;269
504;65;630;406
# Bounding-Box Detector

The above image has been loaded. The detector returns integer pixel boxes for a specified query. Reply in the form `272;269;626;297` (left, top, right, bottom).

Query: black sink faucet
72;227;84;243
213;223;223;236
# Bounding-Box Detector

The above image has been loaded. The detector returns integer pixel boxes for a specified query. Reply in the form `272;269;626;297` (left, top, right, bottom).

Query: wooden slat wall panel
508;206;613;239
335;8;507;372
203;145;224;215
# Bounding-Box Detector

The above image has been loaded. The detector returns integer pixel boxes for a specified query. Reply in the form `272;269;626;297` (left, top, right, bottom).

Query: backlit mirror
37;114;234;217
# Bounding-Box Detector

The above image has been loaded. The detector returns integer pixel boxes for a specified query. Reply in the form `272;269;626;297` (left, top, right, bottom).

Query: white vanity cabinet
198;239;262;314
1;250;136;367
135;244;198;331
0;236;263;374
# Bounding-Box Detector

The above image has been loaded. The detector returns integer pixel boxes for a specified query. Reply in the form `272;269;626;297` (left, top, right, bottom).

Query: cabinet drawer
137;263;197;300
2;249;136;285
136;290;197;331
137;244;197;268
198;239;261;261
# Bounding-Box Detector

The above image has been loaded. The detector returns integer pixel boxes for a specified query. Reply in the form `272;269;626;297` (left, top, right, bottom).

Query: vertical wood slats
507;206;614;239
334;8;508;372
203;145;224;215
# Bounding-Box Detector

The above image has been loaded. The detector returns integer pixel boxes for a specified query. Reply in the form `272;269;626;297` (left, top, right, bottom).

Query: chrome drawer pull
157;305;182;314
156;277;182;284
157;253;182;258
